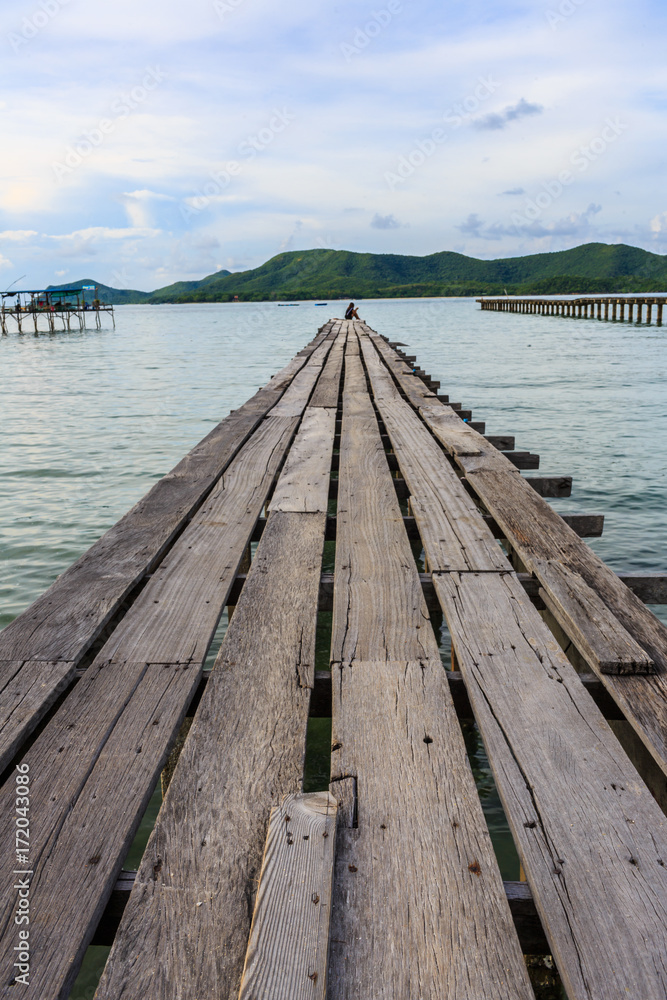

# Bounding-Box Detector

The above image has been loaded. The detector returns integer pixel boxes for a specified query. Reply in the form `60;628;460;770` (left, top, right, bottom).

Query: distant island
48;242;667;305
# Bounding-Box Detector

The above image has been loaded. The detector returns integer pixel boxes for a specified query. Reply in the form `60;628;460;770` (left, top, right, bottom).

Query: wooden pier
478;294;666;324
1;320;667;999
0;285;114;334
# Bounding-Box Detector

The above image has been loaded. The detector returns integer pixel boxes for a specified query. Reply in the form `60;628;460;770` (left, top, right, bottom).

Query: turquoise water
2;299;666;999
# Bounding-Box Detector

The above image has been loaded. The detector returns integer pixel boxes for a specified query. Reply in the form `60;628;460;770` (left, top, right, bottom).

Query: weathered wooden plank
239;792;337;999
0;655;200;1000
536;559;654;675
95;510;327;999
618;572;667;604
308;324;346;408
270;340;333;416
328;343;533;999
524;475;573;497
358;336;509;573
269;408;337;513
503;451;540;469
462;467;667;769
485;435;515;450
329;658;534;1000
0;659;74;772
433;570;667;1000
254;511;603;545
331;355;432;664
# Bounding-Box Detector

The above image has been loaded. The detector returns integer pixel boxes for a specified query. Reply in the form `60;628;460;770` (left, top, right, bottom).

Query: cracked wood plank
0;659;74;772
461;468;667;759
95;510;327;1000
328;342;533;999
239;792;337;999
331;347;433;664
433;570;667;1000
358;332;510;572
269;408;337;514
269;340;333;417
309;323;346;408
536;559;654;674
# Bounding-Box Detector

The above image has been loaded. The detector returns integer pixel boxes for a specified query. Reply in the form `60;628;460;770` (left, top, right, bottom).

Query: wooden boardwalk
1;320;667;998
478;294;666;324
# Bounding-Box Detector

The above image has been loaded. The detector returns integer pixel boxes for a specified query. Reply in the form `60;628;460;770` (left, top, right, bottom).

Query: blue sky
1;0;666;290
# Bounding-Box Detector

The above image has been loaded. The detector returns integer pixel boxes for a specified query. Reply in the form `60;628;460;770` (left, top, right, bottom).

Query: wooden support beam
93;870;550;955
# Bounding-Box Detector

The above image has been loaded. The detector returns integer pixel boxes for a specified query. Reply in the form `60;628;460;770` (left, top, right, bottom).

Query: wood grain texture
331;350;433;664
270;340;333;416
0;659;74;772
464;467;667;770
523;475;573;497
239;792;337;999
329;658;534;1000
308;324;345;408
433;570;667;1000
0;656;200;1000
95;510;327;1000
359;334;510;572
619;572;667;603
269;407;337;513
328;337;533;1000
536;559;654;674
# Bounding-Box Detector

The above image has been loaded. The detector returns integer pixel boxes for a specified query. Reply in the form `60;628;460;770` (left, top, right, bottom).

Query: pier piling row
1;321;667;999
478;294;666;324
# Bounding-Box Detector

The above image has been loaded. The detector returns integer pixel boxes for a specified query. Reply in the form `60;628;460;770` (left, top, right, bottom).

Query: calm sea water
1;299;665;999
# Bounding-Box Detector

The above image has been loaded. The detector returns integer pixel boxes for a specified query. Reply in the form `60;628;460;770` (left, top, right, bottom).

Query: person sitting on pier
345;301;360;320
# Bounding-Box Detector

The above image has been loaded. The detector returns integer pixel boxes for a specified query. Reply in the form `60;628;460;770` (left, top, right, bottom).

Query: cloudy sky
1;0;666;290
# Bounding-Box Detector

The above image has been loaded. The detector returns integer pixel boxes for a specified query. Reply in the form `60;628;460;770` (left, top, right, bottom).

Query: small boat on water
277;303;300;307
315;302;327;306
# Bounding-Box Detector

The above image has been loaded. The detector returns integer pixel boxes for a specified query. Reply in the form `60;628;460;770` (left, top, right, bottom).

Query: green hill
60;244;667;304
145;243;667;302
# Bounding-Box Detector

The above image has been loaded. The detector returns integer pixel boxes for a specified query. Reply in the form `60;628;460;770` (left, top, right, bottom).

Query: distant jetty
478;294;666;324
1;285;114;334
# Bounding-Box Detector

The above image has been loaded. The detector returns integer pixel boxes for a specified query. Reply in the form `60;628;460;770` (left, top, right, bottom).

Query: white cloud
0;255;14;269
0;230;39;242
48;227;161;241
